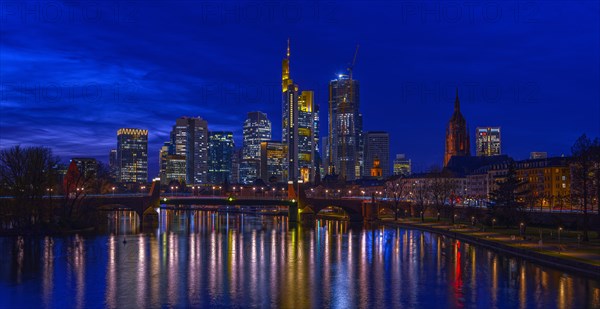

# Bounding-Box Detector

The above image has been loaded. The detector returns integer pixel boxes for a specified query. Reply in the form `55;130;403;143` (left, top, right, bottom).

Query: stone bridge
81;181;161;222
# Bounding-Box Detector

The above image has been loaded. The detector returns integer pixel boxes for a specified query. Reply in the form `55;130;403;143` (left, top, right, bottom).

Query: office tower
530;152;548;159
281;40;316;182
170;116;209;184
328;74;362;180
165;155;186;184
476;127;501;156
242;111;271;182
363;131;390;178
231;148;241;184
393;154;412;176
260;141;288;183
159;142;173;184
239;159;260;184
116;128;148;183
70;158;97;179
208;131;234;185
282;39;299;182
298;91;315;182
108;149;117;179
444;89;470;166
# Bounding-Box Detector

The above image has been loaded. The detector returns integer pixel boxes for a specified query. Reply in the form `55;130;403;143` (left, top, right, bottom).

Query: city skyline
1;1;599;177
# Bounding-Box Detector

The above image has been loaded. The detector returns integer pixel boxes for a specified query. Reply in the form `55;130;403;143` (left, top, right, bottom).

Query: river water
0;210;599;308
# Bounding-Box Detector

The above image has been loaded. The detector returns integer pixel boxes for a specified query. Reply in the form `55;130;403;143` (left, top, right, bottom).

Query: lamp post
325;189;329;199
175;186;178;196
558;227;563;253
112;186;116;196
492;218;496;230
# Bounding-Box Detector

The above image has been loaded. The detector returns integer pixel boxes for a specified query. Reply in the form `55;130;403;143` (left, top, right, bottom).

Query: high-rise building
328;74;362;180
260;141;288;183
393;154;412;176
108;149;117;180
165;155;186;184
363;131;390;178
298;90;315;182
242;111;271;183
243;112;272;159
159;142;171;184
239;159;260;184
70;158;97;179
116;128;148;183
444;89;470;166
476;127;501;156
231;148;242;184
208;131;234;185
281;40;316;182
169;117;209;184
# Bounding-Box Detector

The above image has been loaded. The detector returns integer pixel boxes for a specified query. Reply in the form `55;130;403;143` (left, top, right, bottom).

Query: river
0;210;599;308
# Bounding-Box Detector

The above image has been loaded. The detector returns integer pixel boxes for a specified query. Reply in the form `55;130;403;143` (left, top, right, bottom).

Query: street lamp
171;186;174;196
261;187;264;197
325;189;329;199
558;227;563;252
492;218;496;230
175;186;178;196
112;186;116;196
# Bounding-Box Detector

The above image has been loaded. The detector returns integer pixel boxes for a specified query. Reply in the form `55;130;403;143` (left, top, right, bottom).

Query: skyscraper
170;116;209;185
281;40;316;182
208;131;234;185
328;75;362;180
116;128;148;183
298;90;315;182
393;154;412;176
363;131;390;178
260;141;287;183
476;127;501;156
444;89;470;166
241;111;271;183
243;111;272;159
108;149;117;180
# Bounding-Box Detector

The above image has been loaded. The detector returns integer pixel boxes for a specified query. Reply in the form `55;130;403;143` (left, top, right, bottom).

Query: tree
489;162;529;229
412;179;430;222
571;134;594;241
0;146;58;229
386;176;409;220
429;170;456;222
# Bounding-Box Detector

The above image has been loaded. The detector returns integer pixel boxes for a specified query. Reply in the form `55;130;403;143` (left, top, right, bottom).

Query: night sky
1;1;599;177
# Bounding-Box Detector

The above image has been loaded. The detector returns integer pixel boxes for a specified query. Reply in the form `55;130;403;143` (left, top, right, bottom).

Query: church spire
454;88;460;111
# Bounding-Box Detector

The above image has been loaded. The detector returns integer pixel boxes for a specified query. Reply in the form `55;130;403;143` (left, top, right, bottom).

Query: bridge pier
288;202;299;223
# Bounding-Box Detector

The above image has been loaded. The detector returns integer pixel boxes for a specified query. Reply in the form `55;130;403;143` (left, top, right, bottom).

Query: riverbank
383;218;600;278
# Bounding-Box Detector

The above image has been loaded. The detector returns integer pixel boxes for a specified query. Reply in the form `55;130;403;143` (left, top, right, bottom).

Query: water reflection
0;210;599;308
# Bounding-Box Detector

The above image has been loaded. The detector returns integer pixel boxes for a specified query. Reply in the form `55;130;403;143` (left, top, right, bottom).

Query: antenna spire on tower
287;38;290;58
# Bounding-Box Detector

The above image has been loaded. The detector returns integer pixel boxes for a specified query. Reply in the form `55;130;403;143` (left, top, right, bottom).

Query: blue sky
1;0;599;176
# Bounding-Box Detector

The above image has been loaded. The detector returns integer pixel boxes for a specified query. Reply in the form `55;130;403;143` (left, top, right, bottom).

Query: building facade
444;89;470;166
170;116;209;185
208;131;234;185
70;158;97;179
476;127;501;156
260;141;287;183
393;154;412;176
281;40;316;182
328;75;362;180
116;128;148;183
363;131;390;178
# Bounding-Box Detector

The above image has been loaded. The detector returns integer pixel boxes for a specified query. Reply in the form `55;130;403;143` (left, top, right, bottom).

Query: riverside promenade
385;218;600;278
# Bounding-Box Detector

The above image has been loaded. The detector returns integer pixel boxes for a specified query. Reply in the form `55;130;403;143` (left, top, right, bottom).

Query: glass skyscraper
476;127;501;156
208;131;234;185
116;128;148;183
328;75;362;180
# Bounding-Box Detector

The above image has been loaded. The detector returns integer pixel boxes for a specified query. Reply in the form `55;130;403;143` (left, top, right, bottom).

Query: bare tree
386;176;409;220
0;146;58;230
571;134;594;241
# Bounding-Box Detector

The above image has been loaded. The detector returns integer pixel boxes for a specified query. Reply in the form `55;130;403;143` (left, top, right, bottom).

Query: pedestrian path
393;219;600;267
